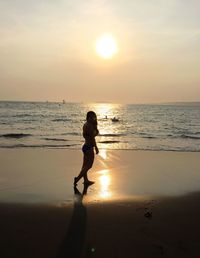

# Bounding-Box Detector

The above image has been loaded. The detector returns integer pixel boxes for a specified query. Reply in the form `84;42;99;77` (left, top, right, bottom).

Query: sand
0;149;200;258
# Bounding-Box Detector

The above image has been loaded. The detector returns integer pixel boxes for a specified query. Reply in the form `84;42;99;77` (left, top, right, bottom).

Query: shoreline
0;146;200;152
0;149;200;204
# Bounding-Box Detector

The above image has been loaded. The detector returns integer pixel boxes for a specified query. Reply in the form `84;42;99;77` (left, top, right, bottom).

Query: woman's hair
86;111;97;126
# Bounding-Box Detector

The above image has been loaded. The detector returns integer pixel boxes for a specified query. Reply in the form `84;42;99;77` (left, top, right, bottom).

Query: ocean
0;101;200;151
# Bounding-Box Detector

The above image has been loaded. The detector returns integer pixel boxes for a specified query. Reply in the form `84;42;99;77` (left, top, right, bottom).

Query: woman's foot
74;177;78;186
74;185;81;195
83;180;95;186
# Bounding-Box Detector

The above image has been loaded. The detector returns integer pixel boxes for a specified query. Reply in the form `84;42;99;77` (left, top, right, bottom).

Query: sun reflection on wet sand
99;149;107;160
97;169;112;199
99;175;111;198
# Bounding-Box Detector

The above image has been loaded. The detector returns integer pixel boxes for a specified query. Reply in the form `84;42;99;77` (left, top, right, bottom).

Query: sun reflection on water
84;102;123;150
88;103;120;115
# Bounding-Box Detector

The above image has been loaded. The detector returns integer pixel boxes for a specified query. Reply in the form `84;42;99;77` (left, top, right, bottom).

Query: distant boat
111;117;119;122
101;115;108;121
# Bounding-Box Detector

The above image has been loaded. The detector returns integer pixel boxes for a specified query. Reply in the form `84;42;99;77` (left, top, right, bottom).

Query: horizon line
0;99;200;105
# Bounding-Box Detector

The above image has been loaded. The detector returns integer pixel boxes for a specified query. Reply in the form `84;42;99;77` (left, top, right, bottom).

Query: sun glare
95;34;118;59
99;170;111;198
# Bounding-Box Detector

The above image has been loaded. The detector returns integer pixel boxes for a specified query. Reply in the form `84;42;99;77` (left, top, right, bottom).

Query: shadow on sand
56;184;93;258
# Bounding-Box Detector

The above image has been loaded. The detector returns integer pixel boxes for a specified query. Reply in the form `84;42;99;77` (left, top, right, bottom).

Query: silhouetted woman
74;111;99;186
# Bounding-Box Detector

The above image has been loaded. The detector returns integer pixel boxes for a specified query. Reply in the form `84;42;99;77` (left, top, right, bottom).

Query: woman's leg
83;150;94;182
74;149;94;184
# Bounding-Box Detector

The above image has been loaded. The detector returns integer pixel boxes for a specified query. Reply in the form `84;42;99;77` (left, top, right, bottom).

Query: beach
1;149;200;258
1;0;200;256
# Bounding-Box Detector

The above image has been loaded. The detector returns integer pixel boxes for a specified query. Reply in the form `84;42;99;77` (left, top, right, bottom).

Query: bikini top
83;123;99;138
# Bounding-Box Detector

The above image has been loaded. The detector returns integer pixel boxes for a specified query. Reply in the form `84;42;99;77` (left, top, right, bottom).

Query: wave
132;132;158;139
138;134;200;140
0;133;32;138
98;133;125;137
13;114;33;117
136;132;150;136
180;134;200;140
99;140;120;144
0;143;199;151
192;132;200;135
52;118;71;122
61;132;80;136
0;143;78;148
43;138;69;142
141;136;157;139
130;146;200;152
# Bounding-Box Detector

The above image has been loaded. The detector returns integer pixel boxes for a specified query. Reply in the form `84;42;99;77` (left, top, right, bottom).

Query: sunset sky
0;0;200;103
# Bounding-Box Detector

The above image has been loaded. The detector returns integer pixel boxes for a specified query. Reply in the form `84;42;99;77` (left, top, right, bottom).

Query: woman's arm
93;125;99;154
94;138;99;154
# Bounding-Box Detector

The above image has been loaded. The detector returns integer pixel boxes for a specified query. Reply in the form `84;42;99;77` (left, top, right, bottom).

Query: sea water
0;101;199;151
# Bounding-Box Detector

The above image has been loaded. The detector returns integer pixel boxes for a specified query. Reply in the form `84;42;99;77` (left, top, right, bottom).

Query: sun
95;34;118;59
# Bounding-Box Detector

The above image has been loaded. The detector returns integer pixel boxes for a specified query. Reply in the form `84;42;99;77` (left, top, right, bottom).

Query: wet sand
86;193;200;258
0;149;200;257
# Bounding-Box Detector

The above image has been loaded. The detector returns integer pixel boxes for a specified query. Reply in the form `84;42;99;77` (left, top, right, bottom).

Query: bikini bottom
82;144;93;153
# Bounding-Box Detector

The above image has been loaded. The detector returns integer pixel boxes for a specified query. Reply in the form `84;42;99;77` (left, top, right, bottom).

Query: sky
0;0;200;103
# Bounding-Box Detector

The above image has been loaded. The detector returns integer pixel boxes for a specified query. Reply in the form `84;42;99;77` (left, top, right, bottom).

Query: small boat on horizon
111;117;119;122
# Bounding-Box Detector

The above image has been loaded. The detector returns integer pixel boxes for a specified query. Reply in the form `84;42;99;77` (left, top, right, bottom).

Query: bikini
82;124;98;153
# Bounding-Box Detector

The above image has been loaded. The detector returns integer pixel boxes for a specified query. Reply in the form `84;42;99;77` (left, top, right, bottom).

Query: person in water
74;111;99;186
